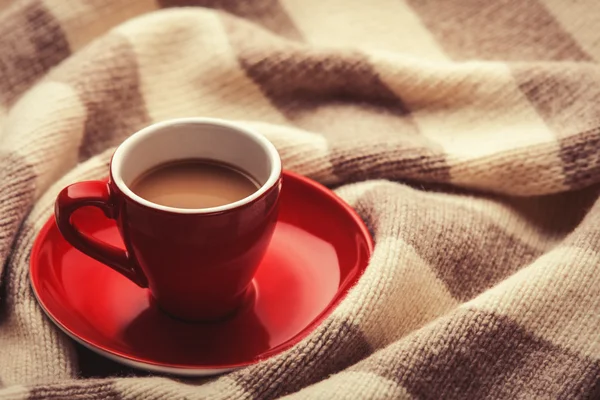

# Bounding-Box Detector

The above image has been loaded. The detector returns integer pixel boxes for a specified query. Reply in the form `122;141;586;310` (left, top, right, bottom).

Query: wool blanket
0;0;599;399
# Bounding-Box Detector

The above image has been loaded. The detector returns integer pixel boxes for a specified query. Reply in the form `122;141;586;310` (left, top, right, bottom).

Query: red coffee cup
55;118;282;321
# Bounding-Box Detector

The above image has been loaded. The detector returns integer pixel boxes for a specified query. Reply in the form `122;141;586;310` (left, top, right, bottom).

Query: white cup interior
111;118;281;214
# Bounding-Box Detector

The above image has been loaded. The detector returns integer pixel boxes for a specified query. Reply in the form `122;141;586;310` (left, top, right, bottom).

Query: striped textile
1;0;600;399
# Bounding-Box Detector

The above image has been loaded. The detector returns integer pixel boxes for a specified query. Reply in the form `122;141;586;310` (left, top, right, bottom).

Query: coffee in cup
131;159;260;209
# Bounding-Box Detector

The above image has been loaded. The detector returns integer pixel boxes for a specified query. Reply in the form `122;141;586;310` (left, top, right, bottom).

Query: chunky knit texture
1;0;600;399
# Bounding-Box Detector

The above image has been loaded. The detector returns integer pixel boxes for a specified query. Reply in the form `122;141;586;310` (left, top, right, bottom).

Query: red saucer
30;171;373;376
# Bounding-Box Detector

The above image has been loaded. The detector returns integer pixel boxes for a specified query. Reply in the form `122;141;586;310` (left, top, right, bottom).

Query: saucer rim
31;287;236;376
29;170;374;375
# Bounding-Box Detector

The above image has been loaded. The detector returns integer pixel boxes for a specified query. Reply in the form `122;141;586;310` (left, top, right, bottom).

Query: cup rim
110;117;282;215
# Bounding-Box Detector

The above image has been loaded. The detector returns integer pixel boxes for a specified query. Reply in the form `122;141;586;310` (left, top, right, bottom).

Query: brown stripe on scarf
406;0;591;61
513;64;600;189
540;0;600;61
561;191;600;253
158;0;303;41
50;34;150;162
558;128;600;189
221;13;450;184
513;64;600;138
0;0;70;106
368;184;543;301
0;153;36;266
220;13;411;127
28;380;121;400
231;318;372;399
328;140;450;185
500;183;600;237
352;308;600;399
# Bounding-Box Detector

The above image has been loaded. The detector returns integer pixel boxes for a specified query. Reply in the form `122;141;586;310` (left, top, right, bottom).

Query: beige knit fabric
0;0;599;398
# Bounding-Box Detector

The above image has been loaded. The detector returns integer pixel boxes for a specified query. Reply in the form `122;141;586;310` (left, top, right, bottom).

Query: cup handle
55;181;148;288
